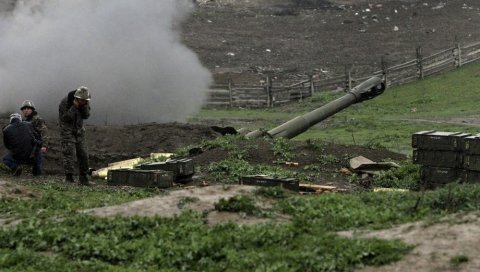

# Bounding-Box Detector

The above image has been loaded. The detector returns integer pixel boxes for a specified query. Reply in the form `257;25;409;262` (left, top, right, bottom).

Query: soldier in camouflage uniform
58;86;91;185
20;100;48;175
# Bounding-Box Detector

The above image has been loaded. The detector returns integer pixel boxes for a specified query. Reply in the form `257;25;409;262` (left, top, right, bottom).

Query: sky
0;0;212;124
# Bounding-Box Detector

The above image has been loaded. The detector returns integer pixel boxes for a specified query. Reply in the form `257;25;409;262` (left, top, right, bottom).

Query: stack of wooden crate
412;131;473;189
107;158;195;188
462;134;480;182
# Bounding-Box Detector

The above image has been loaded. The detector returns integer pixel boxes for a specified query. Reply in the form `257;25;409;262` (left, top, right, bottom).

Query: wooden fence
206;41;480;108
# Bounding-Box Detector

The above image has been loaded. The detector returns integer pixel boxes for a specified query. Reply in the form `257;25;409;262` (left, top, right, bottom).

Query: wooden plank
465;48;480;57
423;58;454;70
299;184;337;190
462;56;480;65
205;101;231;106
462;41;480;51
388;59;416;70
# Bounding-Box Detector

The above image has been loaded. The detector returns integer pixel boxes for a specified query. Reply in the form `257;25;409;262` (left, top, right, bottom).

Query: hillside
182;0;480;83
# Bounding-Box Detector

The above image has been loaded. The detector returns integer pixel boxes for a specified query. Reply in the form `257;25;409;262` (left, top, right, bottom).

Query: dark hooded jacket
58;90;90;141
3;119;41;161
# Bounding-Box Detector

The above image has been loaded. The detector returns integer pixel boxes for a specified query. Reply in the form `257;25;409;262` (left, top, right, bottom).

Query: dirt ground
340;212;480;271
0;117;404;186
183;0;480;84
82;184;286;226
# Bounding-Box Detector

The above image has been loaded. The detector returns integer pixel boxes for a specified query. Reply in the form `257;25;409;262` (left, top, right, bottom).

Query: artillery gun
237;76;386;139
104;76;386;188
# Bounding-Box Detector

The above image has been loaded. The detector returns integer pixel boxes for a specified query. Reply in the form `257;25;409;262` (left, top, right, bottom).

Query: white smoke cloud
0;0;212;124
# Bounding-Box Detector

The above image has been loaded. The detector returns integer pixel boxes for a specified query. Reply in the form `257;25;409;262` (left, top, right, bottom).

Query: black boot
65;173;74;183
79;175;89;186
13;166;23;176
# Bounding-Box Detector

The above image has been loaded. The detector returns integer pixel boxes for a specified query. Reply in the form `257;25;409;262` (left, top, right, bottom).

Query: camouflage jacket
24;111;49;148
58;90;90;141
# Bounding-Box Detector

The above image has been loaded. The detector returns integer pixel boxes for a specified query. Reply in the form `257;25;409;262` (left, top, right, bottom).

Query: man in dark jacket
58;86;91;185
2;113;42;176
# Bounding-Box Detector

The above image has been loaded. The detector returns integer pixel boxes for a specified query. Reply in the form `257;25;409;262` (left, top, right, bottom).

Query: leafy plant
207;158;309;183
271;137;295;162
318;154;339;165
255;187;289;199
214;195;258;215
372;161;421;190
207;159;253;183
450;255;469;267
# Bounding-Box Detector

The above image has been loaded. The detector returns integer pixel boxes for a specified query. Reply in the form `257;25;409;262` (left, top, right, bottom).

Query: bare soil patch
83;184;285;225
0;180;39;200
340;213;480;271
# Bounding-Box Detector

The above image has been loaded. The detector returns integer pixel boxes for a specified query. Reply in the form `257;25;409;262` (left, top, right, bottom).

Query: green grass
3;181;480;271
194;62;480;154
3;64;480;271
0;178;160;219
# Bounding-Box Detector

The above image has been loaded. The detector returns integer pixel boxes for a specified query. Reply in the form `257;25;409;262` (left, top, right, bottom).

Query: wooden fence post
345;66;352;91
300;82;304;102
381;56;388;87
228;78;233;107
309;75;315;96
455;42;462;68
416;46;423;79
266;76;273;107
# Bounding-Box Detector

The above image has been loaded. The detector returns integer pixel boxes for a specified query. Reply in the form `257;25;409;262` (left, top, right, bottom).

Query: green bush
372;161;420;190
255;187;289;199
214;195;258;215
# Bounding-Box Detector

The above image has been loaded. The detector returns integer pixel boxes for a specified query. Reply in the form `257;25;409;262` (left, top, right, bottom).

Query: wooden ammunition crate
139;158;194;179
413;149;463;168
421;166;461;189
463;170;480;183
463;155;480;171
463;134;480;155
107;169;174;188
412;131;470;151
240;175;299;191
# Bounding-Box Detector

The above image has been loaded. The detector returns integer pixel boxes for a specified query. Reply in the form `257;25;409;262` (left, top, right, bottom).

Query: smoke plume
0;0;212;124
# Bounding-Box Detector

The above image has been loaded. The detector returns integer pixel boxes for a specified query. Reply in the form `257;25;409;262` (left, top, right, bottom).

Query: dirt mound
0;119;405;186
0;119;220;174
82;184;280;225
340;212;480;271
189;137;405;188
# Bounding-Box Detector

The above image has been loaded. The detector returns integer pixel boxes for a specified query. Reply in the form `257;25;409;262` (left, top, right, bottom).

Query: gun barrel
245;76;385;139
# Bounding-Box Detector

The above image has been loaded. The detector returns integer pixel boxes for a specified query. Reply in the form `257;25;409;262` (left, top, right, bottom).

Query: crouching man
2;113;42;176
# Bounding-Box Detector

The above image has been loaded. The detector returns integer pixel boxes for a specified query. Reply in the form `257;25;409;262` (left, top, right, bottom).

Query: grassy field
2;63;480;271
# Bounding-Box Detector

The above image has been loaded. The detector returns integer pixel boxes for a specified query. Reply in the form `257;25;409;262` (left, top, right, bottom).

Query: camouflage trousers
61;138;89;176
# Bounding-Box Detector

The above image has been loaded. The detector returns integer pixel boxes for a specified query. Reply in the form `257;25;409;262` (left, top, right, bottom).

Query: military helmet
10;113;22;123
74;86;91;101
20;100;36;110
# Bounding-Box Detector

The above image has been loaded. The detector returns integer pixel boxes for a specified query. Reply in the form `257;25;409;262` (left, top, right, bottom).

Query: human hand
74;98;88;108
